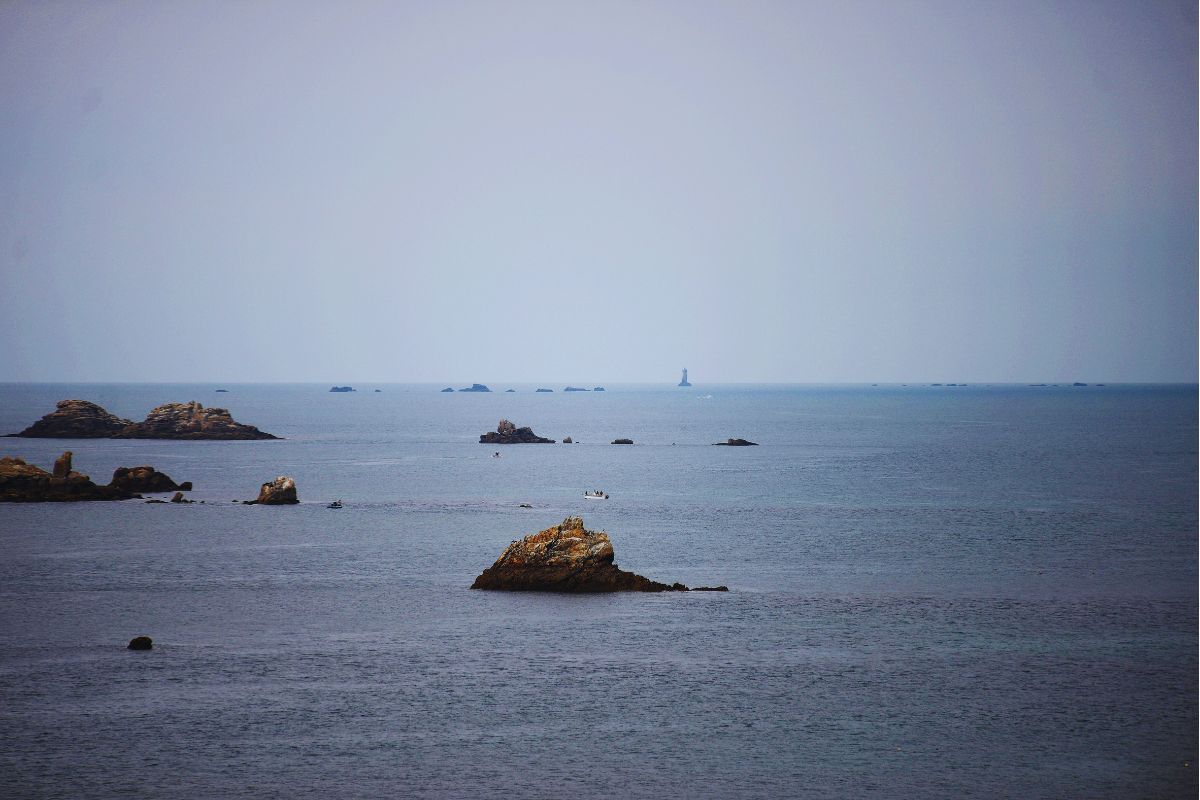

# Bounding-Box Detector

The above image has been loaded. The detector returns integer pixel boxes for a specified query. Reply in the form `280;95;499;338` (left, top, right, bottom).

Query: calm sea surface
0;383;1195;798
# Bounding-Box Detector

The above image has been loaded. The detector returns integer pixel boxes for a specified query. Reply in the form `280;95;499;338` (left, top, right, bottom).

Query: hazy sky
1;0;1195;383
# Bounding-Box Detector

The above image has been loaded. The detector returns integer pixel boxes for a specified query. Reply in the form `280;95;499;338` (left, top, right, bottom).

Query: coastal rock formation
8;400;134;438
564;386;589;392
0;452;136;502
108;465;184;493
117;402;278;440
593;387;606;392
480;419;555;444
249;476;298;505
9;400;278;440
441;387;455;392
714;438;758;446
330;386;355;392
612;438;634;445
459;384;491;392
127;636;153;650
535;388;553;393
562;436;573;443
471;517;683;592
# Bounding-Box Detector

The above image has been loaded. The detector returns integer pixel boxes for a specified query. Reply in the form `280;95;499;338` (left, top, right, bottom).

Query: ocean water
0;383;1195;799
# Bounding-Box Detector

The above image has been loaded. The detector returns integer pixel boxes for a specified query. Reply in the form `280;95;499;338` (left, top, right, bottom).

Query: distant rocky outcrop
564;386;589;392
441;387;455;392
535;388;553;393
593;387;606;392
471;517;684;592
127;636;153;650
330;386;355;392
480;419;555;444
248;476;298;505
1;451;136;502
611;438;634;445
505;389;516;393
9;400;278;440
117;402;277;440
108;465;183;493
7;400;133;438
714;438;758;446
562;436;573;443
459;384;491;392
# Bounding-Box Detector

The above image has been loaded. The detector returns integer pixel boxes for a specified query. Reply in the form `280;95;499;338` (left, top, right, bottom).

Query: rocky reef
0;451;186;502
611;438;634;445
108;465;183;493
459;384;491;392
471;517;684;592
441;387;455;392
9;400;278;440
248;476;298;505
329;386;355;392
714;438;758;446
7;400;133;438
564;386;589;392
480;419;555;444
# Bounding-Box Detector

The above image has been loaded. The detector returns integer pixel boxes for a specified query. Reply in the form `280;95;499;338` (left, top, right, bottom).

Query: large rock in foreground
9;400;278;440
108;466;183;493
0;452;135;501
249;476;298;505
480;419;555;444
471;517;683;592
116;402;278;439
8;400;133;438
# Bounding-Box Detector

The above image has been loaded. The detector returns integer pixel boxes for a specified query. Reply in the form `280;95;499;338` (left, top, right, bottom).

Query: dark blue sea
0;383;1195;798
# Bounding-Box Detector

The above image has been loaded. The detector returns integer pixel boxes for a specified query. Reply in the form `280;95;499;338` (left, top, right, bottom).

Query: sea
0;382;1195;799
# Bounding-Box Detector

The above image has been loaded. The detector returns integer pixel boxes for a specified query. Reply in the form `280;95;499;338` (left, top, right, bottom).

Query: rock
593;387;606;392
374;389;382;392
109;466;183;493
53;451;72;478
692;585;730;591
518;503;533;508
1073;382;1088;387
329;386;355;392
248;476;298;505
713;438;758;446
458;384;492;392
562;436;573;443
127;636;153;650
145;499;167;504
480;419;555;444
441;387;455;392
505;389;516;393
0;453;137;502
179;481;193;491
115;402;278;440
564;386;589;392
611;438;634;445
215;389;229;392
535;388;553;393
8;399;134;438
471;517;684;592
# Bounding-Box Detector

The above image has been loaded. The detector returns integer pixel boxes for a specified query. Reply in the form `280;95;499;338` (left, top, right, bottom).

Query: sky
0;0;1196;384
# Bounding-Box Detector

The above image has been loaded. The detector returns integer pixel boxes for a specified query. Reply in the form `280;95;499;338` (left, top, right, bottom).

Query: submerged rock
713;438;758;446
249;476;298;505
480;419;555;444
8;399;133;438
127;636;153;650
471;517;684;592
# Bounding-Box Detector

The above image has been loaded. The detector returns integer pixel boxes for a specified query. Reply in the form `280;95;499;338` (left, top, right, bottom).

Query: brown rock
116;401;278;440
8;400;133;438
0;453;135;502
109;466;182;493
479;419;555;444
248;476;298;505
471;516;682;592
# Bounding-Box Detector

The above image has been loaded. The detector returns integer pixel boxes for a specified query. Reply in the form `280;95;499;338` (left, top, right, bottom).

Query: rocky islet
9;400;278;440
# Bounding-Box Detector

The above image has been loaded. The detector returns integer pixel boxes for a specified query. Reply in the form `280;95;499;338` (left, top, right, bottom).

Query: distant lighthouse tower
678;368;692;387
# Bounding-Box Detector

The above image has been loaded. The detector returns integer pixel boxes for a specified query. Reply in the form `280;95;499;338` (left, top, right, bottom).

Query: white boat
583;491;609;500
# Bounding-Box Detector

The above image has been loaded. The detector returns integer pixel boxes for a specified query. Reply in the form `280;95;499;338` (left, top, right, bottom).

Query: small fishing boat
327;500;343;509
583;491;609;500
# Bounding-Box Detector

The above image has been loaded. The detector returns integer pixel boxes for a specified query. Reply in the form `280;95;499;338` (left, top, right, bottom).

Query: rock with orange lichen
471;516;684;592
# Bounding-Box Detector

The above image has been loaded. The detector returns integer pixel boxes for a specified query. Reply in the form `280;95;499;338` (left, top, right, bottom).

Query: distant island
441;387;455;392
480;419;554;444
459;384;491;392
329;386;355;393
564;386;589;392
678;368;691;387
8;400;278;440
593;387;606;391
535;388;553;393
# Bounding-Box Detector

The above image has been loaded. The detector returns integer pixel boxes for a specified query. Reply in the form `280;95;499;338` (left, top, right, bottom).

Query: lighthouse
678;368;692;387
